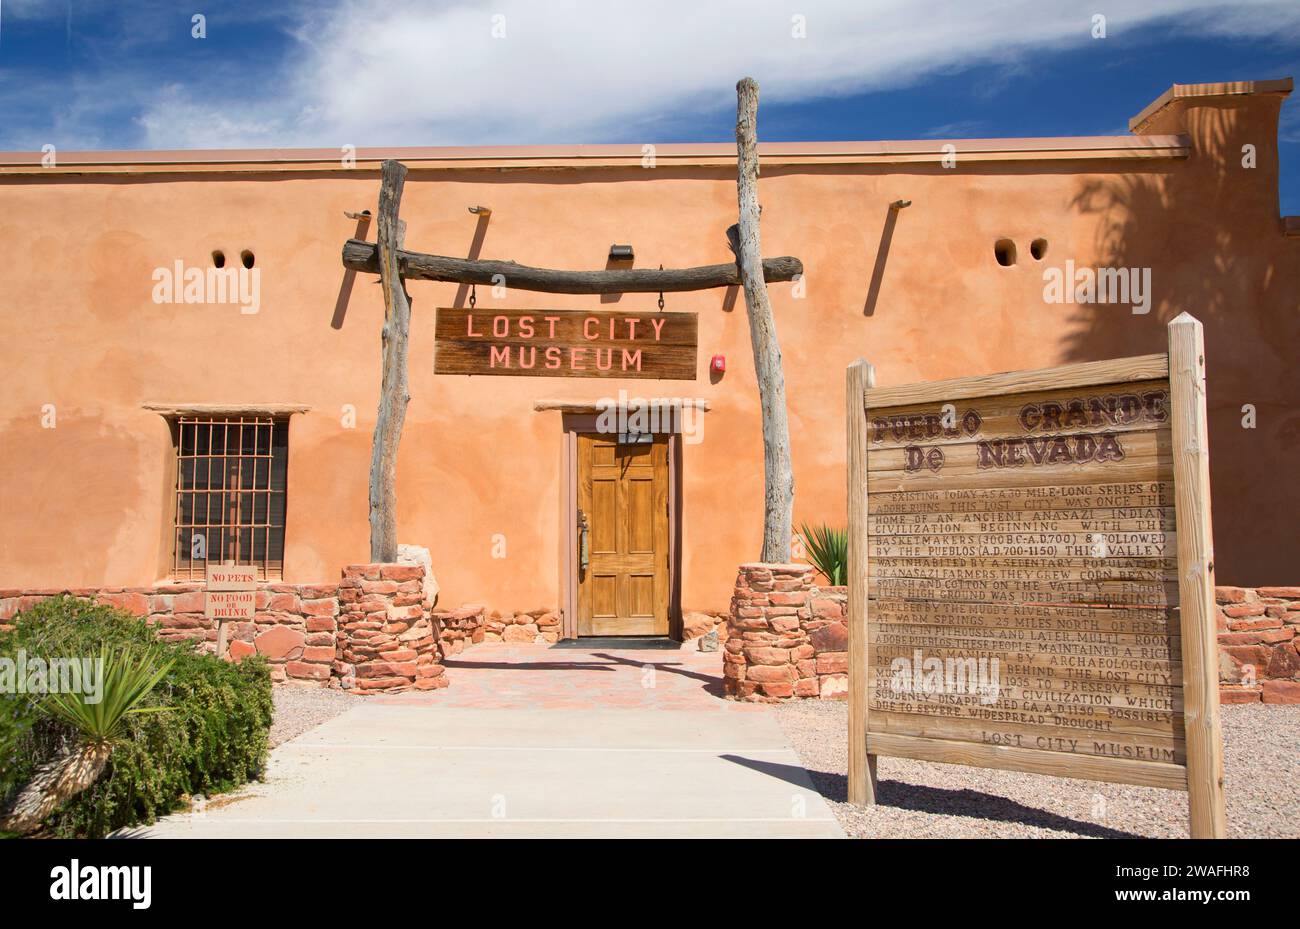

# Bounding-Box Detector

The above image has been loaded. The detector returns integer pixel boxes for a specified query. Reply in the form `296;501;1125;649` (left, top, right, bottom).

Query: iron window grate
171;414;288;581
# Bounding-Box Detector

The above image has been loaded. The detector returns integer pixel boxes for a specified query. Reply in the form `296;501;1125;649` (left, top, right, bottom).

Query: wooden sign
205;563;258;591
205;562;257;620
433;308;697;379
205;590;256;620
845;313;1226;837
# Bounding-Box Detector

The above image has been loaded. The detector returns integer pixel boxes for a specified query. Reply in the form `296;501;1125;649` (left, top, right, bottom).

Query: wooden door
577;433;669;636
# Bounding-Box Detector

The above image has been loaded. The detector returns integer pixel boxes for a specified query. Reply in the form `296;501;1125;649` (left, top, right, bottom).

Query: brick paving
371;642;755;712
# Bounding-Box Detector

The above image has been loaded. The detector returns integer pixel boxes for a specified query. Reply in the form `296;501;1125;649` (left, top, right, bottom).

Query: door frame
559;413;683;640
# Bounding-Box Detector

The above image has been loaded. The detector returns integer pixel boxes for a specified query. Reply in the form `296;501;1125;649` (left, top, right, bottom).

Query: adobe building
0;79;1296;691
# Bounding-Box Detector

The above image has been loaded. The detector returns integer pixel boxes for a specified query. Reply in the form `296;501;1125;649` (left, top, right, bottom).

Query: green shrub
799;522;848;586
0;595;273;837
1;596;157;804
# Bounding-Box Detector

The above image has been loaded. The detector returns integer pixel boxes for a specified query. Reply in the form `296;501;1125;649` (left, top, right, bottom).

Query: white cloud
40;0;1300;149
136;85;288;150
923;120;988;139
1280;106;1300;144
2;0;67;19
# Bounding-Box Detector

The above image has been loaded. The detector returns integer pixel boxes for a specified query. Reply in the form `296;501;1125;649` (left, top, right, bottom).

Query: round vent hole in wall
241;250;256;269
1030;238;1048;260
994;239;1017;267
212;250;226;268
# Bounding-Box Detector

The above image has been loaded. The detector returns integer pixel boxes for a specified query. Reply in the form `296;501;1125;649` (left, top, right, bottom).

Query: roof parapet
0;135;1189;177
1130;78;1294;134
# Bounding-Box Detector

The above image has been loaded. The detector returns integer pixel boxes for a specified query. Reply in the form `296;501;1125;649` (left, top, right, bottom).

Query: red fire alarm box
710;354;726;374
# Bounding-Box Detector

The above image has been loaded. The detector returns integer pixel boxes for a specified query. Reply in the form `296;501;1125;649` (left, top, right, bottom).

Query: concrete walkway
139;644;844;838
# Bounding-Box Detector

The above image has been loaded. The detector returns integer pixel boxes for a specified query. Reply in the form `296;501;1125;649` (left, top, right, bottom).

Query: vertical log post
1168;312;1227;838
734;76;795;563
847;358;877;806
369;159;412;563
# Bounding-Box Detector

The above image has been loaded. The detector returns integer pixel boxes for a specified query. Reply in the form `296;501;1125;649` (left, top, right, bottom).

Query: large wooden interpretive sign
846;313;1226;837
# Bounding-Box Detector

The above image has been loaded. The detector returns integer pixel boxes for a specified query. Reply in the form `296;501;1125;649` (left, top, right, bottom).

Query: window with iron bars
171;414;288;581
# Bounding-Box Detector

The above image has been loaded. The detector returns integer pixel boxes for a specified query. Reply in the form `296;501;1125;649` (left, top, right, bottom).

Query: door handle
577;509;590;572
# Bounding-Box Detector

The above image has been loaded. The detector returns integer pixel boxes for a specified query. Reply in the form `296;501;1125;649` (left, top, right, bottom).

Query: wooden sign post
205;562;258;658
846;312;1226;837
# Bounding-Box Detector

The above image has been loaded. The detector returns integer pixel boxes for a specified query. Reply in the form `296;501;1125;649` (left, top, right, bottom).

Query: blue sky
1;1;1297;212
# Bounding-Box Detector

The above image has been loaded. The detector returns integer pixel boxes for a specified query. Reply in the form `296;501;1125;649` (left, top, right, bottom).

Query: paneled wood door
577;433;669;636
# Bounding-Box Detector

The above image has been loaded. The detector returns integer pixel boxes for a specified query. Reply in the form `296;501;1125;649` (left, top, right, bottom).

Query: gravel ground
776;701;1299;838
269;686;360;747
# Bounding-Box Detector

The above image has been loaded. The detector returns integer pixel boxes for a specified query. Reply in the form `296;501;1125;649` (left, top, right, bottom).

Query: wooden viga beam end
340;239;803;294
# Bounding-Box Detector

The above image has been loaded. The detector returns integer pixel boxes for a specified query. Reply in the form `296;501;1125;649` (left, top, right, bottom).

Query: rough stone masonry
721;565;1300;705
0;564;448;694
723;563;848;702
4;568;1297;702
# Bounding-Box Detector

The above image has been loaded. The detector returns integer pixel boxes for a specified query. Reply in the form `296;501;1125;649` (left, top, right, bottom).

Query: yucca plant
0;645;173;836
800;522;848;586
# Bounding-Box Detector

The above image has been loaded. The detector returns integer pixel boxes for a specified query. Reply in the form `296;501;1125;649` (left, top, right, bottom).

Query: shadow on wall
1061;103;1300;584
863;204;900;317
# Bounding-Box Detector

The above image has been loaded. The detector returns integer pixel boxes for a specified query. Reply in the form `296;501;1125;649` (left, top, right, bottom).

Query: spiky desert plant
800;522;848;586
0;645;173;835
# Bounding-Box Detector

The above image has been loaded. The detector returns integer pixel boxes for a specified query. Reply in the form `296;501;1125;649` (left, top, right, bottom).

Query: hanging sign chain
658;265;665;311
469;283;477;309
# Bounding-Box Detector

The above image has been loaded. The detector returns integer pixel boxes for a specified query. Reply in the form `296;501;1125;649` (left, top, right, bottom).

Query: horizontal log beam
142;402;311;417
341;238;802;294
533;398;711;414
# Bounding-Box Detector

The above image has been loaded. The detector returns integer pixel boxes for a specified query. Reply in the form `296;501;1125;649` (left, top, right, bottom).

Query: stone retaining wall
430;604;726;650
0;563;449;694
213;583;340;685
722;566;1300;705
482;608;562;644
1215;586;1300;704
0;581;344;685
683;610;729;642
435;605;488;656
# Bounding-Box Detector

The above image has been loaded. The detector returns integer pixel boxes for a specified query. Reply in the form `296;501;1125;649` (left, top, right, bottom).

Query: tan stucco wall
1;86;1296;610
